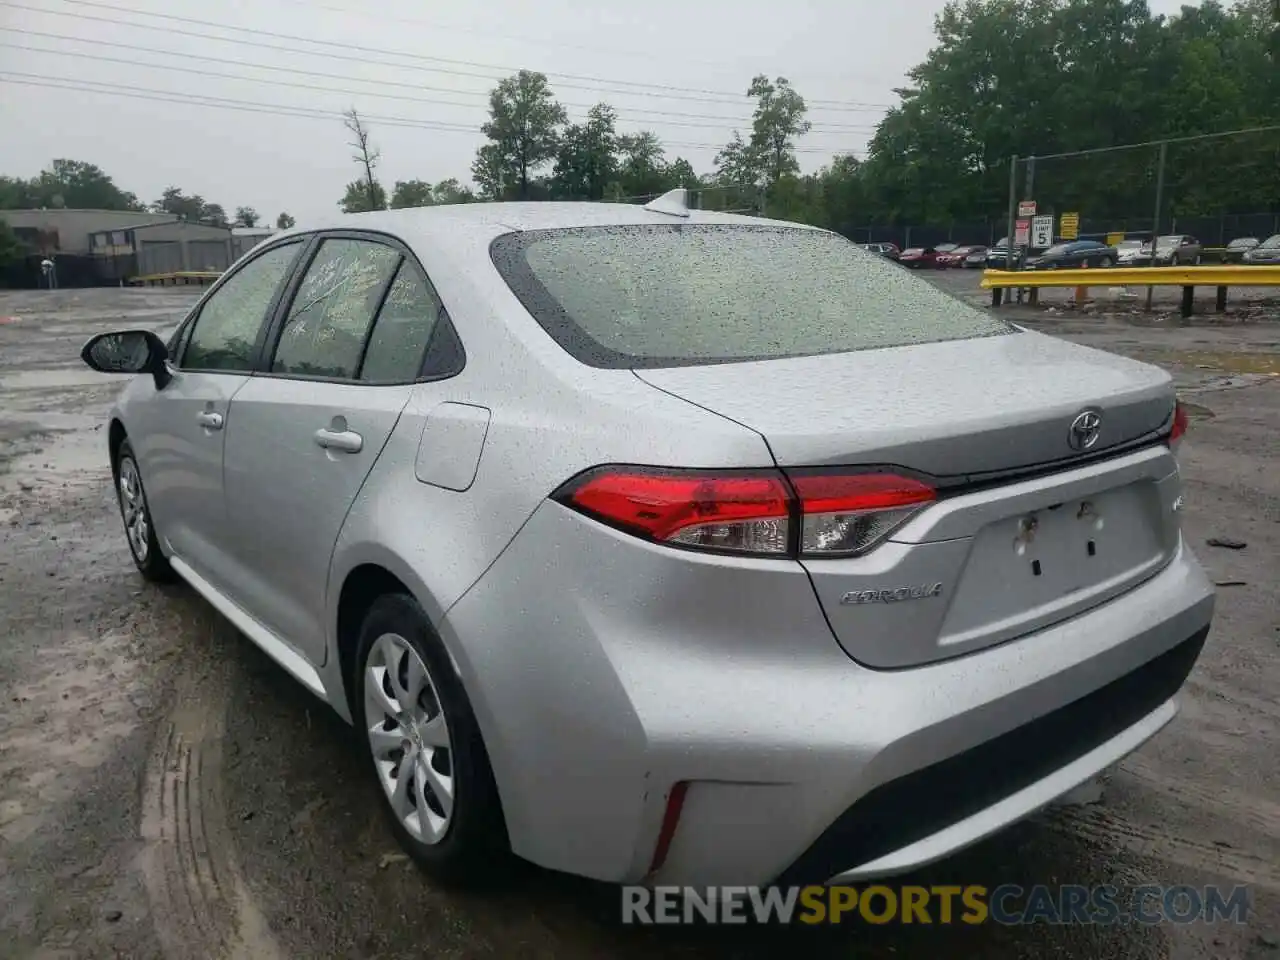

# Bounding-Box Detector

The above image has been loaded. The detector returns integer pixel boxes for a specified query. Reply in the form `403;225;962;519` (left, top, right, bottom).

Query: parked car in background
985;239;1026;269
1242;234;1280;264
77;193;1214;890
899;247;942;269
935;245;982;268
1025;240;1117;270
1135;235;1202;266
962;246;990;268
934;243;960;254
1223;237;1260;263
1112;240;1145;265
862;242;900;261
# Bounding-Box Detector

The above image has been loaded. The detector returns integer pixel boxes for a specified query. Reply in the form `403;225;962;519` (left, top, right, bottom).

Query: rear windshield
490;225;1011;368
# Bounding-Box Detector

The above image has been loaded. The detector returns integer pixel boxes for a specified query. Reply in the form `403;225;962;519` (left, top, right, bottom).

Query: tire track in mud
1044;793;1280;891
139;660;284;960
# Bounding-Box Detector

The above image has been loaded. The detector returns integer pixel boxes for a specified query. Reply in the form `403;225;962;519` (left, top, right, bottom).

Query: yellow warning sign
1060;212;1080;241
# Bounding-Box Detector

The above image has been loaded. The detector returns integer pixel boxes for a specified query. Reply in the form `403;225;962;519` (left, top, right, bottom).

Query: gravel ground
1;278;1277;959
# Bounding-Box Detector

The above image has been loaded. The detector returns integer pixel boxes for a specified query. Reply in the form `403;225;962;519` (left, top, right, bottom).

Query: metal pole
1145;141;1168;312
997;154;1018;308
1005;154;1018;264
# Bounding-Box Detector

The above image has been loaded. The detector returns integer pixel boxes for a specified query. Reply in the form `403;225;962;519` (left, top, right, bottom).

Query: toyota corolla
82;192;1214;889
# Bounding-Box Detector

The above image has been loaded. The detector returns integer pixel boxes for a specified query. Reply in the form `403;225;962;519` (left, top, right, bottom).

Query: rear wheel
115;439;173;582
1099;256;1115;268
354;593;509;885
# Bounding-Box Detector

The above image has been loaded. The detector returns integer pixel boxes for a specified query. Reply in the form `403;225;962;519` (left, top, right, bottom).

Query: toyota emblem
1068;409;1103;451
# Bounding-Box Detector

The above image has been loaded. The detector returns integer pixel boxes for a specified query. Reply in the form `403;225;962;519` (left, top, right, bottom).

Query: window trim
172;236;313;373
254;229;465;386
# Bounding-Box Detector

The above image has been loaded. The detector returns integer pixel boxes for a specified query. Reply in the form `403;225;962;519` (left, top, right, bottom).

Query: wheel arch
108;418;127;476
329;546;456;719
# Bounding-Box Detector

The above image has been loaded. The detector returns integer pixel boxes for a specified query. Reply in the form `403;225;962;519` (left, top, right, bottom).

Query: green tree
339;179;388;213
665;157;701;191
714;132;764;198
0;160;143;211
202;203;228;227
616;131;669;196
234;206;260;227
276;212;296;229
431;179;475;204
850;0;1280;227
473;71;567;200
153;187;208;220
746;76;811;187
551;103;619;200
390;179;436;208
471;143;509;200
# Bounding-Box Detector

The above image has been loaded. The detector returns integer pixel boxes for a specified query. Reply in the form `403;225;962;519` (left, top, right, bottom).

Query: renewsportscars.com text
622;884;1251;926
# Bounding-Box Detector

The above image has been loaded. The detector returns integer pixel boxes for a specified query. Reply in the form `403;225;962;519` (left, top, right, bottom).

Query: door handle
197;411;224;430
314;428;363;454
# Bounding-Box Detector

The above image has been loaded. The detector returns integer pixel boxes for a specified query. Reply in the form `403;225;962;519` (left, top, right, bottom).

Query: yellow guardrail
981;265;1280;289
981;265;1280;316
128;270;223;287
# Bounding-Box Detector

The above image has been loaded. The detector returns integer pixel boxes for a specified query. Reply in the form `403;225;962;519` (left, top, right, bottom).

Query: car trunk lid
636;331;1183;668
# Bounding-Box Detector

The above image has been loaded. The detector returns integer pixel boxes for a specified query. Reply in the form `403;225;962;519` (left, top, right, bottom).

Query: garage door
139;241;182;275
189;240;230;272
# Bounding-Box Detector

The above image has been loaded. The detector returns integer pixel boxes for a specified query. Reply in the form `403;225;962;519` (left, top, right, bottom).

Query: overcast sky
1;0;1192;223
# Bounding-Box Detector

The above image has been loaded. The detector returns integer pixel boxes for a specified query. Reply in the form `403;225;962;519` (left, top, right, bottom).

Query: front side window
182;241;302;372
272;238;401;379
491;225;1011;369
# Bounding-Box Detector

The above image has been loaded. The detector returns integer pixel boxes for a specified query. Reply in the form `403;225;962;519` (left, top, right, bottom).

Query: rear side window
359;261;443;382
272;238;400;379
491;225;1011;368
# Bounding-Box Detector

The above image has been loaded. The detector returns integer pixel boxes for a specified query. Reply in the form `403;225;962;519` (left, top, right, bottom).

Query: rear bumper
442;504;1214;887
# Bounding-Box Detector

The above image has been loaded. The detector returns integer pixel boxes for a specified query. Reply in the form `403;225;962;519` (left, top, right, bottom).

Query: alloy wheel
364;632;455;844
118;456;150;563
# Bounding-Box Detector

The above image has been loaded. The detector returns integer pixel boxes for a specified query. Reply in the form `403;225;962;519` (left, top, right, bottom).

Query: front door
138;240;306;592
220;237;445;662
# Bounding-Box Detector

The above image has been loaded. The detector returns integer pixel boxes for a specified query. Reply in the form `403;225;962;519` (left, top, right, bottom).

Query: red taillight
555;466;936;558
1169;400;1189;446
648;781;688;875
558;467;792;554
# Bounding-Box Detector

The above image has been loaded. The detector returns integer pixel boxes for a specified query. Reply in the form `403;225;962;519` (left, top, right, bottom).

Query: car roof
275;202;824;247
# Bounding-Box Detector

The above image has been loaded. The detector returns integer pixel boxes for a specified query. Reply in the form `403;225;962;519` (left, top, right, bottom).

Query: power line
0;29;879;133
265;0;895;89
6;0;892;110
1022;124;1280;161
0;71;867;155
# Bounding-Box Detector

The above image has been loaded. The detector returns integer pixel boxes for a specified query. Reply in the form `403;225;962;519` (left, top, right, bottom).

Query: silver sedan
82;192;1214;888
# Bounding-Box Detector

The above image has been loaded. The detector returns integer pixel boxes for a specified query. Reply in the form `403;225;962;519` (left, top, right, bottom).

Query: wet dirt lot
1;281;1278;959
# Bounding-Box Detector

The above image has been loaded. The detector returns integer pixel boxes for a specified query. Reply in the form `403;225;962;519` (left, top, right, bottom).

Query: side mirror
80;329;172;389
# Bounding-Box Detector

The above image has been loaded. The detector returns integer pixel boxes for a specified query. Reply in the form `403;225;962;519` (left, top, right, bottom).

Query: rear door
132;239;306;592
219;233;445;662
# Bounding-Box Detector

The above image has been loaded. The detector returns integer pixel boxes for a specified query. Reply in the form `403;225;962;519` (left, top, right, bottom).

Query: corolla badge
1068;409;1103;451
841;583;944;605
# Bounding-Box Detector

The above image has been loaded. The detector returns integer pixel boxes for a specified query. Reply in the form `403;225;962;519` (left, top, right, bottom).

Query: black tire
1099;256;1114;268
114;438;174;582
353;593;510;886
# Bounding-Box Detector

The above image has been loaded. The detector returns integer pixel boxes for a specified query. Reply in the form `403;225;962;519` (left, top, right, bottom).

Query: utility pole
1005;154;1018;265
997;154;1018;308
1145;141;1168;312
